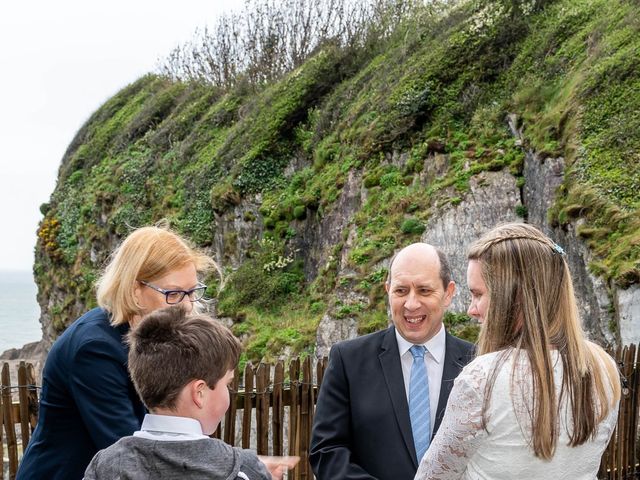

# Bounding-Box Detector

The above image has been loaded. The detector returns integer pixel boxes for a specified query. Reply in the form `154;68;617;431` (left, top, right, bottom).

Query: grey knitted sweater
83;436;270;480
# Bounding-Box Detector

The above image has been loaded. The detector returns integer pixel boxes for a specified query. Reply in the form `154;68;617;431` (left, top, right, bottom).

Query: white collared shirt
132;414;252;480
133;414;209;441
396;323;446;436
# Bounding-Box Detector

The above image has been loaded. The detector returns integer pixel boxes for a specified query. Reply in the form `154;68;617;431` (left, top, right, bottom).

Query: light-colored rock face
521;145;617;346
553;223;617;346
304;169;368;355
310;142;637;353
316;313;359;358
313;168;524;353
295;169;364;281
618;285;640;345
421;171;521;313
523;154;564;226
30;121;638;361
213;198;263;268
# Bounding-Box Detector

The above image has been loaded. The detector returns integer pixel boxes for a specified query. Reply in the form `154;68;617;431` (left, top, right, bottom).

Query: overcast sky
0;0;239;272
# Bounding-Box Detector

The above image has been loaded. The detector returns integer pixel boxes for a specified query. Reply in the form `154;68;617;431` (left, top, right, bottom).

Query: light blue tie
409;345;431;462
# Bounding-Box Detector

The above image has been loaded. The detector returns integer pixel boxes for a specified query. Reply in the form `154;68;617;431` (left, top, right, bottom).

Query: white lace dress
414;349;619;480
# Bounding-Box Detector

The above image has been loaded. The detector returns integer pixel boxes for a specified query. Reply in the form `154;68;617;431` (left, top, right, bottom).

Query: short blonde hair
96;224;217;326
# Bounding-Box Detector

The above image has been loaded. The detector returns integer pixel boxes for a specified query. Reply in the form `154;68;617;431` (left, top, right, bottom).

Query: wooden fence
600;343;640;479
212;356;329;479
0;357;327;480
1;362;39;480
2;347;640;480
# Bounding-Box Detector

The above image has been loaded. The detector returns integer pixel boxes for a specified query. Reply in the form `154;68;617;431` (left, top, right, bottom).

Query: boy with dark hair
84;306;294;479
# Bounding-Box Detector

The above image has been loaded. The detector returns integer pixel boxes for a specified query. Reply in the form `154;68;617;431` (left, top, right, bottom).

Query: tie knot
410;345;426;359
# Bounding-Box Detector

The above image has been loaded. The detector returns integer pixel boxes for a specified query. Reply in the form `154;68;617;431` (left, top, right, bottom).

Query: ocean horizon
0;270;42;353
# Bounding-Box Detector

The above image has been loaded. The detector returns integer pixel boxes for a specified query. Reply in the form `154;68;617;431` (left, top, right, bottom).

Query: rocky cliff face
32;120;636;356
421;171;521;313
315;117;638;352
513;115;627;347
30;0;640;362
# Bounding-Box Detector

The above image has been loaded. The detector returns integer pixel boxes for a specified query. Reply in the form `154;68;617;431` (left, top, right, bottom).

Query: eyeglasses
139;280;207;305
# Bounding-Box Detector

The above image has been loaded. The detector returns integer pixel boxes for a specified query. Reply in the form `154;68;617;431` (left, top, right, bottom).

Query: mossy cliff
35;0;640;363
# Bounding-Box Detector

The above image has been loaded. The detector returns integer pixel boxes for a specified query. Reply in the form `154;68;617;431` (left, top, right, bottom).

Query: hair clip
552;242;566;256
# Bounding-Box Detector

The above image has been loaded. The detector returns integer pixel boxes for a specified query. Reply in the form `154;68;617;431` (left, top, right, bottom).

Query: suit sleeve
70;338;141;449
310;344;378;480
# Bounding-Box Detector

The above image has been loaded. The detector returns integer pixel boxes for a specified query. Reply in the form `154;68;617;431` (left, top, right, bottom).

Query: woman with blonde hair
415;222;620;479
18;224;216;480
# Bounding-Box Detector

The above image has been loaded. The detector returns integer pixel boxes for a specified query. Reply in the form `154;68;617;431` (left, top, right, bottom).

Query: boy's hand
257;455;300;480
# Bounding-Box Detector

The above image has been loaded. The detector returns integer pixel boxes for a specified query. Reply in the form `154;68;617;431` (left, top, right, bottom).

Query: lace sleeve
414;360;487;480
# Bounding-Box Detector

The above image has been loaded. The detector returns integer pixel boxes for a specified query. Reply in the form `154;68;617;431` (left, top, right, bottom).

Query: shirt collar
139;414;206;437
395;323;446;364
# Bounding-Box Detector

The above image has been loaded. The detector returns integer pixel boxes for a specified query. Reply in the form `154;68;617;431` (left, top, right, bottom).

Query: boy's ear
191;380;207;409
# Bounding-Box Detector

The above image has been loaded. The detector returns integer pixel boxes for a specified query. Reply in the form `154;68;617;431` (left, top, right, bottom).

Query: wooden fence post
272;360;284;456
300;357;312;479
17;362;31;448
622;345;635;478
2;363;18;479
242;363;254;449
0;379;4;480
613;346;629;479
25;364;38;432
224;370;239;445
289;358;300;480
629;343;640;479
256;363;270;455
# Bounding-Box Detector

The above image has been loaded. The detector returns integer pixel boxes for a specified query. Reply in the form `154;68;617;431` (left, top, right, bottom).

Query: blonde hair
468;222;620;459
96;224;217;326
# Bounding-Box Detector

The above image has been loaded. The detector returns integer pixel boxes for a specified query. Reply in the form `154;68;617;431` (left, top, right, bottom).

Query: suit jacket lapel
433;332;467;435
379;326;418;469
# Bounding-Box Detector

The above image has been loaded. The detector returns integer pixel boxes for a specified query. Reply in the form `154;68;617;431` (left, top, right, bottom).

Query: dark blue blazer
17;307;146;480
309;326;475;480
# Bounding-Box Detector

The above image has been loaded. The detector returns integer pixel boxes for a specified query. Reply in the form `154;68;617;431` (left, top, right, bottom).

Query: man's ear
384;281;390;293
443;281;456;307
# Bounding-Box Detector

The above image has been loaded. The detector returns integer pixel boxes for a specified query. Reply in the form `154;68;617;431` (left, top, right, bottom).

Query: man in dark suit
310;243;475;480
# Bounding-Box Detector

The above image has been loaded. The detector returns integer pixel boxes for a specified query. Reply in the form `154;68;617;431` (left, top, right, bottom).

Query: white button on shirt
396;323;446;438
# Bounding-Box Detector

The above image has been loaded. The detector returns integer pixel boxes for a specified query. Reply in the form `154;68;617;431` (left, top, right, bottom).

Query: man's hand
257;455;300;480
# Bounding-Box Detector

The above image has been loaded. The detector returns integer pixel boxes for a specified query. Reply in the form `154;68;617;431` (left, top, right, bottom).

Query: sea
0;271;42;353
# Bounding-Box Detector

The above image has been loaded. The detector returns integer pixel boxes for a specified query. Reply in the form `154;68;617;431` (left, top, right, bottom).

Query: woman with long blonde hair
415;222;620;479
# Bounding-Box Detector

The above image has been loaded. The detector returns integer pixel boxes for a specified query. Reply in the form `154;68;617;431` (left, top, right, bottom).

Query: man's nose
405;290;420;310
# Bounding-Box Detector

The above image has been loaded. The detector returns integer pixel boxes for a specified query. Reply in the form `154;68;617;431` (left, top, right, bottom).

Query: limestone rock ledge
0;339;48;385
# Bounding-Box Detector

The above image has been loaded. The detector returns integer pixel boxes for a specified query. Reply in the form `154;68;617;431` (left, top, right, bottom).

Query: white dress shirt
133;414;208;441
396;323;446;437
